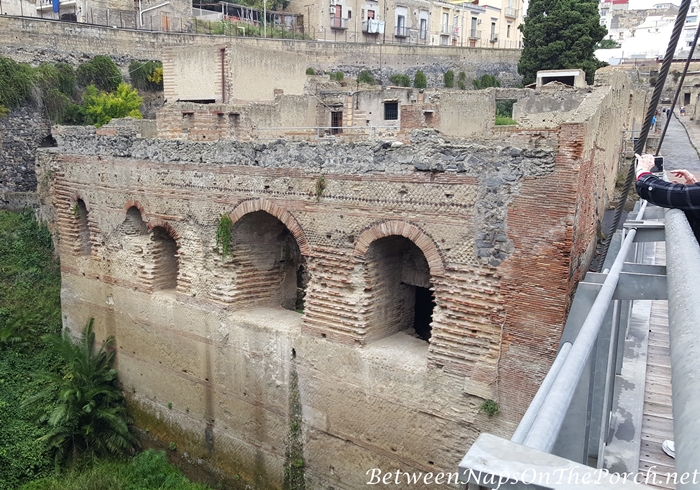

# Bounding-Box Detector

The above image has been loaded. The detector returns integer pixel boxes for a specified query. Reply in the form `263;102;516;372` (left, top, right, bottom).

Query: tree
82;83;143;128
413;70;427;89
444;70;455;88
472;74;501;89
77;55;122;92
518;0;607;85
25;319;136;464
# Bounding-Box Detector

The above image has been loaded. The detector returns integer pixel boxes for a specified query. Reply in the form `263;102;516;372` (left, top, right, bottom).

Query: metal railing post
665;208;700;482
522;227;638;452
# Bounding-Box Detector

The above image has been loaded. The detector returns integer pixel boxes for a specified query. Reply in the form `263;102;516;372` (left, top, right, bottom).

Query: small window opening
495;99;517;123
541;75;575;86
75;199;91;256
684;92;691;105
331;111;343;134
384;101;399;121
150;226;179;291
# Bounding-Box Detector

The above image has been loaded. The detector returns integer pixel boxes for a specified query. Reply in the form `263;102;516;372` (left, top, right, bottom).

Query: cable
656;20;700;153
594;0;692;272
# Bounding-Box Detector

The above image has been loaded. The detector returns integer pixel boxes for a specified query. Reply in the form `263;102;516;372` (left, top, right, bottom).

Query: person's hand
635;153;655;174
671;169;698;184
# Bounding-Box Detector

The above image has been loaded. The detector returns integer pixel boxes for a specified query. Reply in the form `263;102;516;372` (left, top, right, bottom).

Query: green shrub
357;70;376;85
458;71;467;90
0;211;63;487
216;214;233;260
444;70;455;88
472;74;501;89
82;83;143;128
76;56;122;92
0;211;60;350
413;70;427;89
389;74;411;87
129;60;163;91
0;56;35;111
478;399;500;417
305;67;315;75
496;99;515;118
329;71;344;81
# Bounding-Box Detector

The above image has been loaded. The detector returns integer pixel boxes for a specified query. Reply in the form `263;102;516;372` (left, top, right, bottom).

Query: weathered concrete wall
37;67;643;484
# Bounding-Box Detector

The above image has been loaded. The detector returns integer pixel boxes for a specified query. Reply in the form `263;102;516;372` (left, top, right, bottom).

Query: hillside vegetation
0;211;209;489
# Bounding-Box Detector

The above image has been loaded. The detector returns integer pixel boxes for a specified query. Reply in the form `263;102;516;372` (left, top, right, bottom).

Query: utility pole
264;0;267;37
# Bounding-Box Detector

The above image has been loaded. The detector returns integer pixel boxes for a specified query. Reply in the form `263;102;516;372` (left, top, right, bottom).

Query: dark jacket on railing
636;173;700;243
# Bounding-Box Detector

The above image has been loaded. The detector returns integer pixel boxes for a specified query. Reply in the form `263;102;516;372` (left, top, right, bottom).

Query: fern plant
25;318;136;464
216;214;233;260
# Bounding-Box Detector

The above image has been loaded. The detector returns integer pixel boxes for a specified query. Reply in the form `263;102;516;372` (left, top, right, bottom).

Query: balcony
468;29;481;39
394;25;408;38
504;7;518;18
362;19;384;33
440;25;450;35
330;15;348;29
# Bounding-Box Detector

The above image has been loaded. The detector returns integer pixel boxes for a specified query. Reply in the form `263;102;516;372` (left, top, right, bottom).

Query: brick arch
354;221;445;276
123;200;147;218
147;218;180;241
228;199;311;256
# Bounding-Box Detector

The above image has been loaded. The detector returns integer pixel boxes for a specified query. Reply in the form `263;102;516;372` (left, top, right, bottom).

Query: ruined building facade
37;67;646;488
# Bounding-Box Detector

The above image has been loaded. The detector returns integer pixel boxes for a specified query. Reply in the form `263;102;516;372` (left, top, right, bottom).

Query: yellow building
288;0;523;47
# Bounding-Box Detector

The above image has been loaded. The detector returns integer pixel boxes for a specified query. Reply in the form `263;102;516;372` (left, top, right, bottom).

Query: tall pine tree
518;0;607;86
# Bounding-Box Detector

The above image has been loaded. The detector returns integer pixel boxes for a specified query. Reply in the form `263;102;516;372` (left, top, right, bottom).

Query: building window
396;14;406;36
331;111;342;134
490;21;496;40
442;12;449;33
507;24;511;38
420;18;427;39
384;102;399;120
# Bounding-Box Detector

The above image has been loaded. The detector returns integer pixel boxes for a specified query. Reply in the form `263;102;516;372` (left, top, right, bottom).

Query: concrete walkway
657;111;700;175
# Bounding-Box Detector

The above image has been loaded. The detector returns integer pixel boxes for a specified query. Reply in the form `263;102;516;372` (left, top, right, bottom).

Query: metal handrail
664;207;700;476
518;205;646;451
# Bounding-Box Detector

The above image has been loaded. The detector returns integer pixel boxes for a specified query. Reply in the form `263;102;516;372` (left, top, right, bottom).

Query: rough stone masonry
36;67;645;489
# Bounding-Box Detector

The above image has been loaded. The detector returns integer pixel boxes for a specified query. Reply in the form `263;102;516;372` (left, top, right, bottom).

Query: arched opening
122;206;149;236
364;236;434;343
75;199;91;255
229;211;306;310
150;226;179;291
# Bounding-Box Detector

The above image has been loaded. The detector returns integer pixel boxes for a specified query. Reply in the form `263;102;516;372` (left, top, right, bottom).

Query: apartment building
290;0;523;48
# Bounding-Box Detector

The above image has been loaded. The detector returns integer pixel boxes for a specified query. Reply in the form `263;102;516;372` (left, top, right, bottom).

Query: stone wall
0;105;50;194
37;68;645;486
0;16;521;89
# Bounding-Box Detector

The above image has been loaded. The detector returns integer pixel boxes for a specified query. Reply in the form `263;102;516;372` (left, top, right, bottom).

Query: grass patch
19;449;211;490
495;114;517;125
0;211;62;489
